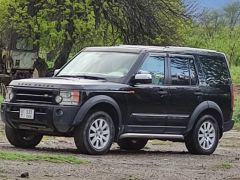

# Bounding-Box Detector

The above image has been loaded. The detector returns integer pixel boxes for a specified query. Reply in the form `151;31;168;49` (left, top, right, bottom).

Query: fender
72;95;122;127
208;101;224;130
185;101;224;135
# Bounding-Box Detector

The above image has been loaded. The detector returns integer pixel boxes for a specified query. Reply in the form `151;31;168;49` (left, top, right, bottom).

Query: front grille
13;88;58;104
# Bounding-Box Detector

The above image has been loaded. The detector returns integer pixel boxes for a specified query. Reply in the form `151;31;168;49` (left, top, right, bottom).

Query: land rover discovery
1;45;234;155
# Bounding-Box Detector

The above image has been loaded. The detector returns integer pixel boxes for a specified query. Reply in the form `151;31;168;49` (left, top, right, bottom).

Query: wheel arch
185;101;224;137
72;95;122;137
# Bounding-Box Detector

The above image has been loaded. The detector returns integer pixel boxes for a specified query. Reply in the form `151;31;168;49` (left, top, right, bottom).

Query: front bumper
1;102;79;134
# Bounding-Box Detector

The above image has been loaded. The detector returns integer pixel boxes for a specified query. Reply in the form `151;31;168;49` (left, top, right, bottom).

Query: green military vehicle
0;33;44;97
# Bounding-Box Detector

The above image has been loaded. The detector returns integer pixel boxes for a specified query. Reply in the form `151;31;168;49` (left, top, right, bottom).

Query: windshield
57;51;139;82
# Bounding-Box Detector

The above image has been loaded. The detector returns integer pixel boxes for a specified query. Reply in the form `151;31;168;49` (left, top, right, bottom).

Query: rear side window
199;55;230;85
170;56;197;86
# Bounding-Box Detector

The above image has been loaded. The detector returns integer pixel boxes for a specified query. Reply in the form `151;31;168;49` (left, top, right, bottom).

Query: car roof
83;45;224;56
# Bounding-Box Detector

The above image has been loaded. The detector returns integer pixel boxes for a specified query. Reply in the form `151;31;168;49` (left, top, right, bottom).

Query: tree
1;0;191;69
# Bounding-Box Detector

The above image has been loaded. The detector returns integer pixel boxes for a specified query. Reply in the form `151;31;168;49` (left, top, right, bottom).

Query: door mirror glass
54;69;60;76
134;73;152;84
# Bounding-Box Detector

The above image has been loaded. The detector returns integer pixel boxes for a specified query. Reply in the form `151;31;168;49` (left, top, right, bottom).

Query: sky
188;0;235;9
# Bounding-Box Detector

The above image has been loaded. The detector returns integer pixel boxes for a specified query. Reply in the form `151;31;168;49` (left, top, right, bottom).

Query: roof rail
118;45;218;53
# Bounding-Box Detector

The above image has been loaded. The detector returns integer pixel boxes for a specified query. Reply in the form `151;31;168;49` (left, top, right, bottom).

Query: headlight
58;90;80;105
5;87;14;102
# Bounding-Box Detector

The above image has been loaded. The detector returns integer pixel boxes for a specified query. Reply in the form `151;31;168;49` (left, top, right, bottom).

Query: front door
126;54;170;134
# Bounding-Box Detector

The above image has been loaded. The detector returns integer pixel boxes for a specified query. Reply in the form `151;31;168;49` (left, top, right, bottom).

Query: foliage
0;0;190;68
233;95;240;125
185;1;240;66
0;95;3;104
230;66;240;85
0;0;10;48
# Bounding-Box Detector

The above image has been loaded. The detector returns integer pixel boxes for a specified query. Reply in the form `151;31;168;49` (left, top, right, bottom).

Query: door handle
194;91;203;96
157;90;168;95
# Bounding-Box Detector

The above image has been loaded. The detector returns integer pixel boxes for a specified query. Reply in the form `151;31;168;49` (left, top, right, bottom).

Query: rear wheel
185;115;219;155
5;126;43;148
74;111;115;155
118;138;148;151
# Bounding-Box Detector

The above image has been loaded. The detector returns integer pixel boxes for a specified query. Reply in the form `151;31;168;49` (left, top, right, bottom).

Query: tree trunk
54;39;74;69
54;17;75;69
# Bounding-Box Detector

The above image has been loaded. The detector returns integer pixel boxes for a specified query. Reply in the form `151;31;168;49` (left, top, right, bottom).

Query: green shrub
233;95;240;124
0;96;3;104
230;66;240;85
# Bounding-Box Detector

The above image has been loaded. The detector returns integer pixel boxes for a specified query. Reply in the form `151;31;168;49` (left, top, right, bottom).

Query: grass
213;162;233;171
149;140;172;146
0;150;90;164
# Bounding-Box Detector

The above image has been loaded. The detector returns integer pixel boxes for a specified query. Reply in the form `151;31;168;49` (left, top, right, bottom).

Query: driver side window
140;56;165;85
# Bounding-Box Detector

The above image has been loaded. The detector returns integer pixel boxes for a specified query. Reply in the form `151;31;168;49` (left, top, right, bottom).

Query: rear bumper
223;120;234;132
1;102;79;134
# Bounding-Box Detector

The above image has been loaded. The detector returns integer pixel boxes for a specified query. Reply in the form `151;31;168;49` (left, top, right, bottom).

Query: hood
10;77;129;91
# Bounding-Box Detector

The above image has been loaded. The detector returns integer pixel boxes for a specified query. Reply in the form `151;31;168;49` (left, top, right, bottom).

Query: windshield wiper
77;75;106;80
57;75;106;80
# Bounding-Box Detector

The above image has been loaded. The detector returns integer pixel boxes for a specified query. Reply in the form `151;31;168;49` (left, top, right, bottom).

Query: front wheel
185;115;219;155
118;138;148;151
74;111;115;155
5;126;43;148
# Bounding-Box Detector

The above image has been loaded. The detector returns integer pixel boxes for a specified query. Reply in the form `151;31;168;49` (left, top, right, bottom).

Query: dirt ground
0;123;240;180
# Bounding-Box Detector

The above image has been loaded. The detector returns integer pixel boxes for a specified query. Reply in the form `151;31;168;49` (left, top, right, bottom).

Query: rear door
166;54;201;134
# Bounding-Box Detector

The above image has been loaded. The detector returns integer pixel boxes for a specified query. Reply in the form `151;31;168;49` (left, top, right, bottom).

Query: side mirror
54;69;60;76
133;73;152;84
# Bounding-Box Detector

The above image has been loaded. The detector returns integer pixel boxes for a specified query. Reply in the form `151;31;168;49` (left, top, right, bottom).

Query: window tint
199;56;230;85
170;57;190;86
140;56;165;85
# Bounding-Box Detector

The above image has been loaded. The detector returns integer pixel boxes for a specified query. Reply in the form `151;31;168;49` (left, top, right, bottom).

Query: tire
118;138;148;151
185;115;219;155
74;111;115;155
5;126;43;148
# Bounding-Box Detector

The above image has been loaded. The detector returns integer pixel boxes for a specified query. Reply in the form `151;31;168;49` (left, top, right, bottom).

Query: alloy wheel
88;118;110;150
198;121;216;150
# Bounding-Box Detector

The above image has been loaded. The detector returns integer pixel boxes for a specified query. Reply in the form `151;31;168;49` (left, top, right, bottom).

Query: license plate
19;108;34;120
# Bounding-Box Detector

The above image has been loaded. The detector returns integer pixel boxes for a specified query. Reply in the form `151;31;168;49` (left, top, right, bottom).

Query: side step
119;133;184;140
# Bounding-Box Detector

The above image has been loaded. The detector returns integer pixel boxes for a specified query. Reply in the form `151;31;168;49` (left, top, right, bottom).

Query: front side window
57;51;139;82
139;56;165;85
170;56;196;86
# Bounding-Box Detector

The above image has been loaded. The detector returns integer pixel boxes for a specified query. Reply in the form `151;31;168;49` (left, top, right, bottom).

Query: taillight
231;84;234;111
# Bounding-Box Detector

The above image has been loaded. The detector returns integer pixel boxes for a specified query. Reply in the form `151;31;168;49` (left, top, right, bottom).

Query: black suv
1;46;234;155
